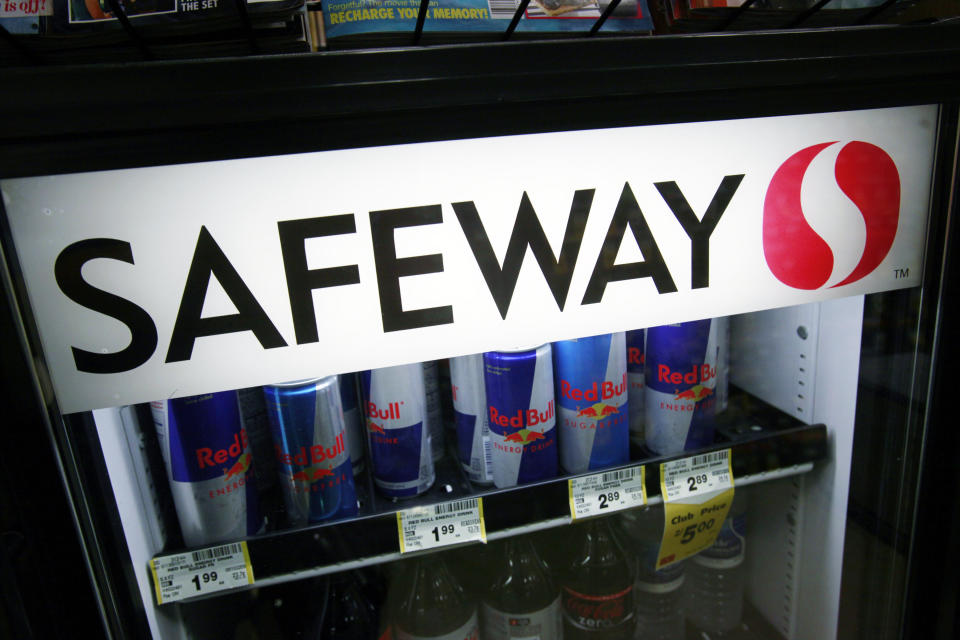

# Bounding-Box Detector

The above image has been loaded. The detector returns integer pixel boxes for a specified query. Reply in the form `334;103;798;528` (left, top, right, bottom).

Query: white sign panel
0;106;938;412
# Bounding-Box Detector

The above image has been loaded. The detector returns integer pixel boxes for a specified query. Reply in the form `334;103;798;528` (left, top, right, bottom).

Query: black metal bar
715;0;756;31
503;0;533;40
234;0;260;54
413;0;431;44
104;0;153;60
782;0;833;29
589;0;622;35
0;23;44;66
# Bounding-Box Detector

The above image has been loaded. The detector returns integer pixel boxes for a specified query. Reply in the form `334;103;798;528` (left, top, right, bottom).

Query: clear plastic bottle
684;490;747;634
393;554;478;640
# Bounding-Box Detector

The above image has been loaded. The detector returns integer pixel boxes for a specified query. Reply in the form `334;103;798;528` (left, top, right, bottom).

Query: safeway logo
763;141;900;290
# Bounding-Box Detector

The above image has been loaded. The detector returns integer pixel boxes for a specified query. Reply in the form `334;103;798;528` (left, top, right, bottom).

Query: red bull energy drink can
152;391;263;547
361;364;436;498
338;373;366;476
423;361;445;462
483;345;557;488
263;377;358;526
553;332;629;473
449;354;494;485
626;329;646;447
715;316;730;414
645;320;719;455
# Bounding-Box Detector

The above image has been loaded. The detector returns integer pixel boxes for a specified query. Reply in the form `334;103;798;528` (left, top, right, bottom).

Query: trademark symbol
894;267;910;279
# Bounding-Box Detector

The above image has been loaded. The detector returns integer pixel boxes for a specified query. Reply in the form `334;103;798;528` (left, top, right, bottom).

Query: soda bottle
481;536;562;639
393;554;479;640
617;508;685;640
684;489;747;634
560;518;636;639
314;572;380;640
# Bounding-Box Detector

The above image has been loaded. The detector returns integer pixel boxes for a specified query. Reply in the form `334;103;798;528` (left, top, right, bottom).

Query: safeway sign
1;105;938;412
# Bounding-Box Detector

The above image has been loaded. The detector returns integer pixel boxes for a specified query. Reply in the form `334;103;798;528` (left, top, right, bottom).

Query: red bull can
152;391;263;547
263;377;358;526
715;316;730;414
483;344;557;488
361;364;436;498
553;332;629;473
449;354;494;485
645;319;719;455
338;373;366;476
423;361;445;462
626;329;646;447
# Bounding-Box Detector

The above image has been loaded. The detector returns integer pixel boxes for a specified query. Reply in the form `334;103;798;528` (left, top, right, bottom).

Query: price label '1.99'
657;449;734;569
150;541;254;605
397;498;487;553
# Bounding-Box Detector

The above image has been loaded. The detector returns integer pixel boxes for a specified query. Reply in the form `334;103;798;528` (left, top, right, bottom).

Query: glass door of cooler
0;85;955;640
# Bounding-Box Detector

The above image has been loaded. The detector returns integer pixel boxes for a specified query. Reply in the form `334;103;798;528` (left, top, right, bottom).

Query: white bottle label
481;597;562;639
395;611;479;640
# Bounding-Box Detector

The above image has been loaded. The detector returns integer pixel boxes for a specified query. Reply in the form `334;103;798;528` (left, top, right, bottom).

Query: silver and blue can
263;377;358;526
151;391;263;547
644;319;719;455
338;373;366;476
626;329;646;447
422;361;445;462
483;345;557;488
449;354;494;485
553;332;629;473
361;364;436;498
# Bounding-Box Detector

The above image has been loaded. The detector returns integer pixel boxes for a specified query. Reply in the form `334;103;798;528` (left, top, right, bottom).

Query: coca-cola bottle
393;554;479;640
481;536;562;639
560;518;636;639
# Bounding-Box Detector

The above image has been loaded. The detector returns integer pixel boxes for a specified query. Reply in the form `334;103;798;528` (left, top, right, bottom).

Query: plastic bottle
684;490;747;634
393;554;478;640
560;518;636;639
481;535;562;639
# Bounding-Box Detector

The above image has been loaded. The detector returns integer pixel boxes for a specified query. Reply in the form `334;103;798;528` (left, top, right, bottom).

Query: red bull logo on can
367;400;403;421
559;375;627;403
674;385;713;401
576;402;621;418
274;432;346;466
628;347;644;367
196;428;250;469
489;400;555;429
657;363;717;386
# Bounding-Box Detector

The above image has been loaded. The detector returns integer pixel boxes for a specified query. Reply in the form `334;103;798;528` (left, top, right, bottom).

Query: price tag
150;541;254;605
397;497;487;553
657;449;734;569
568;466;646;520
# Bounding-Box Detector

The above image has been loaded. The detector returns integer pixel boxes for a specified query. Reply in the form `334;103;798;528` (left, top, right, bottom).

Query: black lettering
277;215;361;344
453;191;592;319
654;175;743;289
369;205;453;332
166;226;286;362
53;239;158;374
582;183;677;304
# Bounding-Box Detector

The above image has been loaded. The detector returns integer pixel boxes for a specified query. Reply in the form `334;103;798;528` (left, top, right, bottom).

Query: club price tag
568;466;646;520
150;541;254;605
397;497;487;553
657;449;734;569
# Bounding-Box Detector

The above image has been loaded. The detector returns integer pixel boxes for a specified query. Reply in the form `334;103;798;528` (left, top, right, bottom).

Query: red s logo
763;141;900;289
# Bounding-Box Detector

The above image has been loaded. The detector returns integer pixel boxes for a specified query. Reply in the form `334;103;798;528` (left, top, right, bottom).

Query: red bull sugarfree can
484;344;558;488
449;354;494;485
361;363;436;498
152;391;264;547
645;319;719;455
263;377;358;527
553;332;629;473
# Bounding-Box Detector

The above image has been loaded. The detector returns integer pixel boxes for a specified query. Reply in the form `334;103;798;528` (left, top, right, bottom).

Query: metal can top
264;375;337;389
486;342;549;354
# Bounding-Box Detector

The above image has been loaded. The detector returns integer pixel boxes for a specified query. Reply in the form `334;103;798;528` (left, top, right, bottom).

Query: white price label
397;498;487;553
661;449;733;502
569;466;646;520
150;542;254;605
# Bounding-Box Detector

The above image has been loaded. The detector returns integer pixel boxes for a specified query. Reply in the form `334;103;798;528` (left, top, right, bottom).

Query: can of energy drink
483;345;557;488
626;329;646;447
361;364;436;498
338;373;366;476
152;391;263;547
644;319;719;455
553;333;629;473
422;361;445;462
263;377;358;526
449;354;494;485
715;316;730;414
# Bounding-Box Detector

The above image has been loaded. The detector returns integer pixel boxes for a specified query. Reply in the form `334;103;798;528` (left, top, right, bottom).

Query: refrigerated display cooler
1;24;960;640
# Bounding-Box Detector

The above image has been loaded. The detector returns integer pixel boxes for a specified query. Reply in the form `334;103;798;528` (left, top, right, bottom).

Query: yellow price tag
656;449;734;569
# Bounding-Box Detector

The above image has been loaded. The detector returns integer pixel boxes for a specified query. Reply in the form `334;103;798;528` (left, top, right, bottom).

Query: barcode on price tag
661;449;732;502
150;541;254;605
396;498;487;553
568;465;646;520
